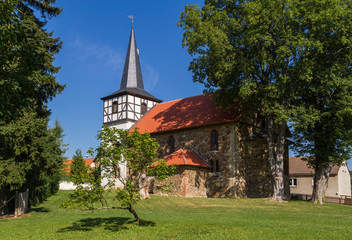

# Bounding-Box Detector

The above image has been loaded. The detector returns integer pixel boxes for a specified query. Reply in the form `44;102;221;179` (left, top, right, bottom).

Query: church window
210;130;219;151
141;103;147;115
210;159;220;173
112;101;118;113
168;135;175;153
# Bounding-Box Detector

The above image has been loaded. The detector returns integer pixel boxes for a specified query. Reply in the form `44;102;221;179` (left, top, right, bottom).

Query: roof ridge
191;149;212;168
156;94;209;106
181;149;188;165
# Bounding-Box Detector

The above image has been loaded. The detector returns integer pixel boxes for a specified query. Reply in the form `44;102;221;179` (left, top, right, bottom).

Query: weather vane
128;15;135;24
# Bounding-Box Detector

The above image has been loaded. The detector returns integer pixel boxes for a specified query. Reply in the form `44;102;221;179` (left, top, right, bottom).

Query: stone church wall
151;121;289;198
152;165;208;197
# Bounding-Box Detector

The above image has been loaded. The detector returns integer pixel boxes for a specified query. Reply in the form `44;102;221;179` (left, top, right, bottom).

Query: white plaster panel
135;105;140;113
128;95;134;103
128;111;134;119
135;97;141;105
148;101;153;108
113;114;117;121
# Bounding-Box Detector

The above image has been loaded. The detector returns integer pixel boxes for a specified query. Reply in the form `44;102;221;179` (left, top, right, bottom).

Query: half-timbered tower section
101;24;161;130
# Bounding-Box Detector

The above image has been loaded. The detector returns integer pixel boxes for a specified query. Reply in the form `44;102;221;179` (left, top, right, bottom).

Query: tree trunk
266;117;286;201
312;165;332;205
275;123;286;201
128;205;140;223
0;185;7;216
138;174;154;200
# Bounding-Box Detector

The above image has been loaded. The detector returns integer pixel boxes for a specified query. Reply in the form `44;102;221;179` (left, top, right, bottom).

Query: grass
1;191;352;240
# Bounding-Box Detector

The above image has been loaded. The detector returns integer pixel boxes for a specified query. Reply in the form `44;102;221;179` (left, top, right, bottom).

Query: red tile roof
163;149;212;168
62;158;95;173
289;157;340;176
131;94;238;133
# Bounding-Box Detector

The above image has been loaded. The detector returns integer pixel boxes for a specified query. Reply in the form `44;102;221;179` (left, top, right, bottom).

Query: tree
178;0;303;201
0;0;64;213
63;126;175;223
70;150;89;185
290;0;352;204
178;0;352;202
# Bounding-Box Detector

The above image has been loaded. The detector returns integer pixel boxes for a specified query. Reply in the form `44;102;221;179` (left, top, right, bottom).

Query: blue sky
46;0;351;169
47;0;204;159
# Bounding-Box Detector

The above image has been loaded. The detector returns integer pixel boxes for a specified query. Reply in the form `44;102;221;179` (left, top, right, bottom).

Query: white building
289;157;351;198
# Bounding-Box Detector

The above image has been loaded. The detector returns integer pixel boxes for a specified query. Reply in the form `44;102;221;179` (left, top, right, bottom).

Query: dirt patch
0;212;31;220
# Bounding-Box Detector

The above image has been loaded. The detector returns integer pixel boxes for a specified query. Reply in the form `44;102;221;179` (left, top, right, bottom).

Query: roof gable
131;94;238;133
62;158;95;173
163;149;211;168
289;157;340;176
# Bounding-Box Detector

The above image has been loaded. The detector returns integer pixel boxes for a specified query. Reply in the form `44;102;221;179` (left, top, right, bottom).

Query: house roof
101;24;161;103
62;158;95;173
289;157;340;177
163;149;212;168
131;94;238;134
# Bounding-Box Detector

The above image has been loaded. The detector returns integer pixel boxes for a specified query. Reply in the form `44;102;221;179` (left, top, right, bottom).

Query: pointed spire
101;23;161;103
120;24;144;90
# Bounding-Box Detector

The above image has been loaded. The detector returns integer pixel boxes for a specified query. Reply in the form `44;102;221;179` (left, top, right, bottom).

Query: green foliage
287;0;352;169
63;126;175;222
70;150;89;185
147;159;177;181
0;0;65;208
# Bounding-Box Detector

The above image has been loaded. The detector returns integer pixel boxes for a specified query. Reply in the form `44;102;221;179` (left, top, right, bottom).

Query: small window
168;136;175;154
141;103;147;115
210;159;220;173
289;178;297;187
210;130;219;151
215;160;220;172
112;101;118;113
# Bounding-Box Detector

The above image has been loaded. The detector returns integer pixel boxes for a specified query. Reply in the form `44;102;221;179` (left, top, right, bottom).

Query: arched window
141;103;147;115
112;101;118;113
168;136;175;153
210;130;219;151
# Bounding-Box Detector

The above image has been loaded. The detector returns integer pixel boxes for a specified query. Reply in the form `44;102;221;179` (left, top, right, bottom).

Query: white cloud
143;63;159;91
69;38;124;80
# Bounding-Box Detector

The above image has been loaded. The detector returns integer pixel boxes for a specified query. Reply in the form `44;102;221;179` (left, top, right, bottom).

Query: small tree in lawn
70;150;88;185
62;125;175;223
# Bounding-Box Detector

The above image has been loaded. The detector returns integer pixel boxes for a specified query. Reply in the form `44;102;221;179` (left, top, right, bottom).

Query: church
101;24;290;198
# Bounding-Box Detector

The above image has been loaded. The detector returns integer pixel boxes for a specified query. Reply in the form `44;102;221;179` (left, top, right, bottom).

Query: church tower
101;23;162;130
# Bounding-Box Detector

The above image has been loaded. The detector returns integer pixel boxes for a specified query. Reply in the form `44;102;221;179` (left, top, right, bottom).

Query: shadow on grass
29;207;50;213
58;217;155;232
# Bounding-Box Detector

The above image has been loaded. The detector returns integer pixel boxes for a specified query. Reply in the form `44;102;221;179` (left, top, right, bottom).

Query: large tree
290;0;352;204
178;0;303;201
0;0;64;213
178;0;352;203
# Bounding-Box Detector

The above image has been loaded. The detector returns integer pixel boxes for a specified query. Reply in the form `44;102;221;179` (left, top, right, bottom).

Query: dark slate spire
101;23;161;102
120;23;144;90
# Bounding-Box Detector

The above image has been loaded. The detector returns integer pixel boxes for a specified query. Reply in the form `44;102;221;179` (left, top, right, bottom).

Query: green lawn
0;191;351;240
